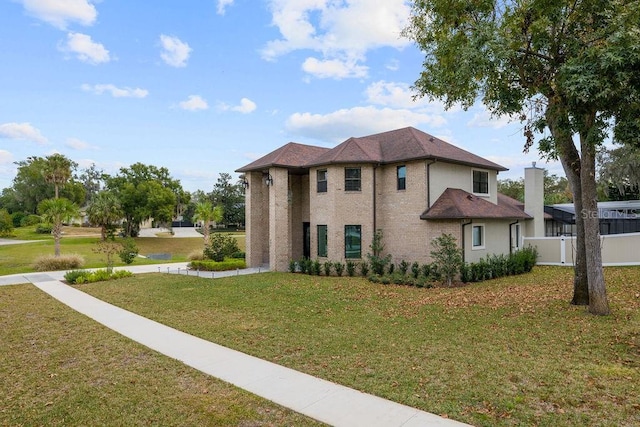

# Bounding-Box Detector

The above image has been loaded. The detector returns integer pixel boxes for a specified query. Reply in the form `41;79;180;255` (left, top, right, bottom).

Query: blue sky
0;0;560;193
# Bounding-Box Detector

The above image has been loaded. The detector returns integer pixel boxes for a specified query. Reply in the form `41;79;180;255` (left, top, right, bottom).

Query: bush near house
188;259;246;271
203;233;240;262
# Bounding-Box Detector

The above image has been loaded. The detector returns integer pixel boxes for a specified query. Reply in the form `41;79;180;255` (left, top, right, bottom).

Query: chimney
524;165;544;237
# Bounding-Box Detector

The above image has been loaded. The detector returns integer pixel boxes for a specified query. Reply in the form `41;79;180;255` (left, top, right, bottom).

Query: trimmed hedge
188;258;247;271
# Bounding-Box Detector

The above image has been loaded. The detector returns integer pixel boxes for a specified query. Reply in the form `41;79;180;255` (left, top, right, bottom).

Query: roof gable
421;188;531;220
236;142;329;172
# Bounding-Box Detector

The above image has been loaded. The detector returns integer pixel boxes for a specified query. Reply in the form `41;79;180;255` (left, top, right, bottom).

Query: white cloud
59;32;110;64
286;106;446;143
302;57;368;79
0;122;48;144
159;35;192;67
217;0;235;15
218;98;257;114
65;138;98;150
467;107;517;129
0;150;14;164
81;83;148;98
261;0;411;79
20;0;97;29
179;95;209;111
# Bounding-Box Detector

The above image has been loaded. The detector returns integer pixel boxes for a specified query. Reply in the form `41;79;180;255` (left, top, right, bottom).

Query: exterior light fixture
264;173;274;186
241;179;249;189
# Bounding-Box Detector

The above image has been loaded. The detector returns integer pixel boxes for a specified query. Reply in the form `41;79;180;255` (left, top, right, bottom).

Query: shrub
91;269;113;282
411;262;420;279
111;270;133;279
430;233;463;287
35;223;53;234
11;212;26;228
33;254;85;271
289;259;297;273
346;260;357;277
298;258;310;274
387;263;395;275
118;237;138;265
188;250;205;261
64;269;91;284
0;209;13;236
310;259;321;275
188;258;247;271
323;261;332;276
359;261;369;277
230;251;245;259
333;261;344;277
20;214;41;227
204;233;240;262
367;230;392;276
399;260;410;276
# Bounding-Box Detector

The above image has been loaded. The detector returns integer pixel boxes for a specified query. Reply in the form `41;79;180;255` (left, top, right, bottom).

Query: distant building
545;200;640;236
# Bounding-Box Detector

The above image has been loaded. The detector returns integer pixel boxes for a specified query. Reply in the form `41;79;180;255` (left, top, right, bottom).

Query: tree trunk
545;101;589;305
580;136;610;315
53;223;62;257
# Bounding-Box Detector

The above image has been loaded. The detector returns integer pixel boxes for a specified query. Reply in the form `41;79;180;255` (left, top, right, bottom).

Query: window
345;167;361;191
512;223;521;250
317;169;327;193
345;225;361;259
473;170;489;194
472;224;485;249
317;225;328;257
397;165;406;190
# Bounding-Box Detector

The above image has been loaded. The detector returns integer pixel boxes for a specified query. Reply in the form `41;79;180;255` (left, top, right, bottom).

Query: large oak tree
403;0;640;315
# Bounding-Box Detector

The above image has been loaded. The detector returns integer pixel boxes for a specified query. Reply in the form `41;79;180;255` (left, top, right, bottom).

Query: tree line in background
0;153;246;240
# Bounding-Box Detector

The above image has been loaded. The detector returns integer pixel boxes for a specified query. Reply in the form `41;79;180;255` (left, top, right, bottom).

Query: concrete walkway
9;265;471;427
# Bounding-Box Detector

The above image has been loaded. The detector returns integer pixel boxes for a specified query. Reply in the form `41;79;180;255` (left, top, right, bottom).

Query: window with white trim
472;170;489;195
472;224;485;249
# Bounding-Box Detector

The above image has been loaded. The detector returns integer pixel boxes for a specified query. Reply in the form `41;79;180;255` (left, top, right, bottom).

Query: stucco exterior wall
429;162;498;204
462;219;512;263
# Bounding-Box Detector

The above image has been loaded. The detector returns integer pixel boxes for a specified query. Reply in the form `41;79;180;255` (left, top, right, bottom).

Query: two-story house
237;127;544;271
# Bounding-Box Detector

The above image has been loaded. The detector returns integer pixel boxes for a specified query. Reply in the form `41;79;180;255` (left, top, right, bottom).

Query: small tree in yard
367;229;392;276
430;233;463;287
93;240;122;274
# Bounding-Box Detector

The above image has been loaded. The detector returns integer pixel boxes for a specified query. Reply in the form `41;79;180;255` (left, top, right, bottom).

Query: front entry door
303;222;310;259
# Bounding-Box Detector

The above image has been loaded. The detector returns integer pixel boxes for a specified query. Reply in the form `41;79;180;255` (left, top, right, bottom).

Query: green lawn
0;284;322;426
75;266;640;427
0;226;245;275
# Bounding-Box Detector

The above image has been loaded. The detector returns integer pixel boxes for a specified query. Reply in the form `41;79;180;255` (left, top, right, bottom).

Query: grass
75;266;640;427
0;284;322;426
0;226;245;276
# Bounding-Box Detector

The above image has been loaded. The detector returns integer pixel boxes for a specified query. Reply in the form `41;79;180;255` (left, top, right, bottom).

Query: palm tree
38;198;80;257
86;191;123;240
192;201;223;247
43;153;73;199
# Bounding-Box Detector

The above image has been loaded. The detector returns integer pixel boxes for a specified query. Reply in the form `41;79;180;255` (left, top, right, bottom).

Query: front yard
70;266;639;426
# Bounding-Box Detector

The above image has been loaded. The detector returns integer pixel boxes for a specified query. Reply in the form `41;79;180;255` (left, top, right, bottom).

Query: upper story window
397;165;406;190
317;169;327;193
473;170;489;194
345;167;361;191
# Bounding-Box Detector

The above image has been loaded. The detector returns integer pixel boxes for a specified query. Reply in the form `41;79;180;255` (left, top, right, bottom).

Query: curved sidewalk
18;269;470;427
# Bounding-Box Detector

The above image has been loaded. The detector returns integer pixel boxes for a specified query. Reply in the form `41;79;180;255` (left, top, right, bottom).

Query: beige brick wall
245;171;269;268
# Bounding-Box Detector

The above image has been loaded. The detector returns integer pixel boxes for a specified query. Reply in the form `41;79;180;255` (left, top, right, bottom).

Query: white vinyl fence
524;232;640;266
